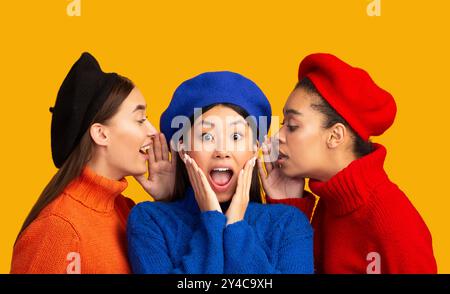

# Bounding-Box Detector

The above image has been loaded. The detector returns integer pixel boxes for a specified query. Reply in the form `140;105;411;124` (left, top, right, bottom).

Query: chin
281;164;303;178
126;165;147;177
216;191;234;203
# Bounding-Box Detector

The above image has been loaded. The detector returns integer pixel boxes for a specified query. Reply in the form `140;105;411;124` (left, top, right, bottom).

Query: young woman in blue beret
127;71;314;274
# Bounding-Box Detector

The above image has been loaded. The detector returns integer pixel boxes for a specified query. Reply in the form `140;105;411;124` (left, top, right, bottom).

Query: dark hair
296;77;373;157
170;103;262;204
17;75;134;239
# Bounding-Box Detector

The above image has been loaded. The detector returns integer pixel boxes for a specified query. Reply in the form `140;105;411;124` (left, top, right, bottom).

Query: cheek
287;128;320;156
189;151;210;170
110;125;143;154
234;152;254;169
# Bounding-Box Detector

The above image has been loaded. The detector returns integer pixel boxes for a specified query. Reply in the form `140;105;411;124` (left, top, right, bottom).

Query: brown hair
17;75;134;239
170;103;262;204
296;78;374;158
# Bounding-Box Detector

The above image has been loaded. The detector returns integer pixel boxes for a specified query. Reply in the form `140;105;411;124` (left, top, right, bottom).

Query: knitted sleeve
368;187;437;273
266;191;316;221
127;207;226;274
223;207;314;273
376;232;437;273
10;215;80;274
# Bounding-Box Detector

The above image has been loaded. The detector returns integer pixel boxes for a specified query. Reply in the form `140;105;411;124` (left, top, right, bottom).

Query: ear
326;123;346;149
90;123;109;147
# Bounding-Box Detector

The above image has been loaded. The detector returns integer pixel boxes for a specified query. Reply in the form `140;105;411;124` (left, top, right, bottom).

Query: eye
138;116;148;124
287;125;298;131
232;133;242;141
281;119;298;132
201;132;214;142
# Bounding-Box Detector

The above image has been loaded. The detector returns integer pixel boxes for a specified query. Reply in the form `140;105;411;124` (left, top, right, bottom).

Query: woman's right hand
183;153;222;213
257;136;305;200
134;133;176;201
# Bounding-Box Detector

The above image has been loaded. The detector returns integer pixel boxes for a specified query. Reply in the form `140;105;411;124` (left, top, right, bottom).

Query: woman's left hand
225;156;257;225
134;133;177;201
257;136;305;200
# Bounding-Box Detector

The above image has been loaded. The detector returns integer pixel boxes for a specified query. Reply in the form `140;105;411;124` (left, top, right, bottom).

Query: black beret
50;52;119;168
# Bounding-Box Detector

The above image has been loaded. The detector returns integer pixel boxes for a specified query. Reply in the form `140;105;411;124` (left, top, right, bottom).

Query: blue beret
160;71;272;145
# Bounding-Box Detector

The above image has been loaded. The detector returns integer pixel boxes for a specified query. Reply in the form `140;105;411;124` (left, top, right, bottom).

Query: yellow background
1;0;449;273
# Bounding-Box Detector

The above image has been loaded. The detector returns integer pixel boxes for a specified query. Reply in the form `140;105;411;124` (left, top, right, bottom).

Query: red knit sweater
11;167;135;274
267;144;437;273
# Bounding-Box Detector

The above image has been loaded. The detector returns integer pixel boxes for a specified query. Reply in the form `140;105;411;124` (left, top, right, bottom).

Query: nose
277;127;286;144
214;149;231;159
213;139;231;158
212;136;231;159
146;120;158;137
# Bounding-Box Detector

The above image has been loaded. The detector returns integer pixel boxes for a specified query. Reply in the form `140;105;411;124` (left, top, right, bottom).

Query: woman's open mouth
139;144;151;159
209;167;234;193
139;144;151;155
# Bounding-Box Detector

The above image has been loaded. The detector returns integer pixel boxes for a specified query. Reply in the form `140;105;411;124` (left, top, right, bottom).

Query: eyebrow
283;108;303;116
199;120;215;128
196;119;247;128
229;120;247;126
132;104;146;113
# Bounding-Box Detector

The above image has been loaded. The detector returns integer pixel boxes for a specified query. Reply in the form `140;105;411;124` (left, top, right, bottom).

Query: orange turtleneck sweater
11;167;135;274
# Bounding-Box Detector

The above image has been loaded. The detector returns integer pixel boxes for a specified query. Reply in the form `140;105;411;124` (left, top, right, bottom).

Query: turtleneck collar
309;144;390;216
175;186;201;214
65;166;128;213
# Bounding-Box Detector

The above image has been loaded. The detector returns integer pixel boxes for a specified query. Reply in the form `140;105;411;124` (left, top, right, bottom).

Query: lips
139;143;151;155
208;166;235;193
276;150;289;164
210;168;233;186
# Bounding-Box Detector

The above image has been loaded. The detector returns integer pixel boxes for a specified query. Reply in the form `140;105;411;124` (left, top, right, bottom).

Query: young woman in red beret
258;53;437;273
11;53;175;273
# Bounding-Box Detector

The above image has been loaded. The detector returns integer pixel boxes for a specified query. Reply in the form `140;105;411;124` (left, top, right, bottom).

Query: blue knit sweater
127;188;313;274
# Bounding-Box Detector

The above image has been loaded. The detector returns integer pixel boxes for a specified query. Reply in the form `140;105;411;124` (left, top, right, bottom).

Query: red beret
298;53;396;140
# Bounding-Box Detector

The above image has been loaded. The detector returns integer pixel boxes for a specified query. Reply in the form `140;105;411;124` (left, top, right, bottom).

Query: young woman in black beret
11;53;175;273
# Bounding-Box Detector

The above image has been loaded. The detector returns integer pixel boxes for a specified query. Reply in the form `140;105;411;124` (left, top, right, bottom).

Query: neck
64;166;128;213
87;153;123;181
316;149;358;182
308;144;388;215
219;200;232;213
